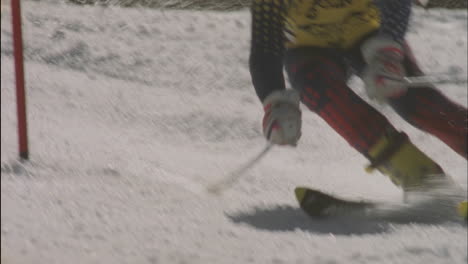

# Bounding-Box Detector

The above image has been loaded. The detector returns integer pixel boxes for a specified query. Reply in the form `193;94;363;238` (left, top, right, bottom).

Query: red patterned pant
284;43;467;160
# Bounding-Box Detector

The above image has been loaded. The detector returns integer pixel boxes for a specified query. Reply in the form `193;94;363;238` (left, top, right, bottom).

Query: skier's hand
262;90;301;146
361;36;407;103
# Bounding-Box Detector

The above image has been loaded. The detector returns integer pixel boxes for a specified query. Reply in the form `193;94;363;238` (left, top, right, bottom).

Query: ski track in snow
1;2;467;264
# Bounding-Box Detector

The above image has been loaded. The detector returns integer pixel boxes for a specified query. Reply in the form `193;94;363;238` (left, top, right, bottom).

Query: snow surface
1;2;467;264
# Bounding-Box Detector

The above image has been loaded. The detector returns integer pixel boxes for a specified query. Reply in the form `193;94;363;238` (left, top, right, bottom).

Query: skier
249;0;467;192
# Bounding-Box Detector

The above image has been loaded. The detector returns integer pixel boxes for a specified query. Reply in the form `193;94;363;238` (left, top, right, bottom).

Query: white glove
361;36;407;102
262;89;301;146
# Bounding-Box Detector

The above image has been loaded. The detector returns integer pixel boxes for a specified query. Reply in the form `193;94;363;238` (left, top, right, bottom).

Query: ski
294;187;468;220
294;187;376;218
458;201;468;220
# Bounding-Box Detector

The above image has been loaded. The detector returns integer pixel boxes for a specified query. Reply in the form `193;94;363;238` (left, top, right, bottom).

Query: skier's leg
285;47;445;190
284;47;393;154
387;42;468;159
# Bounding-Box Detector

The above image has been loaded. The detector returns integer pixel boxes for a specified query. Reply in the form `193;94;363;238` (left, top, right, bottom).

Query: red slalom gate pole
11;0;29;160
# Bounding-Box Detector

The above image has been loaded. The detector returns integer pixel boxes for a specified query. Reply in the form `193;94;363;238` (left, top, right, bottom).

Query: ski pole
206;142;273;195
382;73;468;87
404;74;467;87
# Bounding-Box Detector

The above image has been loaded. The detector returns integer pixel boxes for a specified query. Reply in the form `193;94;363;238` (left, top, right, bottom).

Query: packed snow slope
1;2;467;264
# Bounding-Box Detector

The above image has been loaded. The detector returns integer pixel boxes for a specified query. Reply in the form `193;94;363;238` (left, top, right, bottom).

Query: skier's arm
249;0;286;102
360;0;413;102
250;0;301;146
374;0;412;43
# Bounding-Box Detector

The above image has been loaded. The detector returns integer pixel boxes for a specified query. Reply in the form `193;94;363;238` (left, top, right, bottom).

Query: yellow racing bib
284;0;381;49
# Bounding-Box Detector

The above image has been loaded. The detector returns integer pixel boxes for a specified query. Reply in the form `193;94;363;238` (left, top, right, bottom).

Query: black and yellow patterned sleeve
249;0;287;103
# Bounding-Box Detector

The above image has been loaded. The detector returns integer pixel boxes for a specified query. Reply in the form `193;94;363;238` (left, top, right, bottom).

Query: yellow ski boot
365;131;468;219
365;131;445;191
